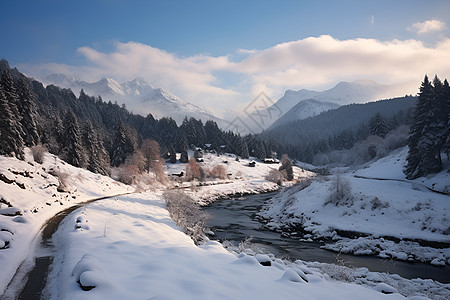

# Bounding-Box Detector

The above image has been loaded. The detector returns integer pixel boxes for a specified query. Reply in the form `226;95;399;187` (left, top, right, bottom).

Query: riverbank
258;148;450;266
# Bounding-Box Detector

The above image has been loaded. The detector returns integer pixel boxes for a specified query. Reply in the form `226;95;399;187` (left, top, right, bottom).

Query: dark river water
203;192;450;283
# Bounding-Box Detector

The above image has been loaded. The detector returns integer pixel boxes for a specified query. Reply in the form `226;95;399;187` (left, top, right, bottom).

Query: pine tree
179;149;189;163
0;70;24;159
16;79;39;146
82;121;110;175
110;120;135;167
0;87;25;159
240;140;250;159
168;145;177;163
254;140;267;160
369;113;388;138
62;111;85;167
443;79;450;160
405;75;441;179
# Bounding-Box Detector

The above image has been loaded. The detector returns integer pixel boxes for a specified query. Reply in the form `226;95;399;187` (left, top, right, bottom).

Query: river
203;192;450;283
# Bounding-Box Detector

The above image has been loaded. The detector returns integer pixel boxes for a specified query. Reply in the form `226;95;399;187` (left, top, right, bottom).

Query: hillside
269;99;339;129
243;80;412;132
261;96;417;149
259;147;450;266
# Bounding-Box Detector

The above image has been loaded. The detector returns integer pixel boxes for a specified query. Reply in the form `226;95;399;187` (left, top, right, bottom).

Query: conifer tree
110;120;135;167
168;145;177;163
0;87;25;159
82;121;110;175
369;113;388;138
62;111;85;167
240;140;250;159
17;79;39;146
443;79;450;160
405;75;441;179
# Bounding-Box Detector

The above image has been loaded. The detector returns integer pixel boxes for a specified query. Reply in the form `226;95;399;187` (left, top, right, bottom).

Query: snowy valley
0;147;449;299
0;60;449;300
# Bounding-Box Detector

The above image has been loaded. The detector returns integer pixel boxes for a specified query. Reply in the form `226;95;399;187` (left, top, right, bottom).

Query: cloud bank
23;35;450;109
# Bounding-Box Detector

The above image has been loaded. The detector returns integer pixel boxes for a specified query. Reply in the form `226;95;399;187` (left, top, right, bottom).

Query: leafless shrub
126;150;146;174
117;164;139;185
185;157;200;181
266;169;284;185
324;173;354;206
370;197;390;210
31;144;47;164
153;158;169;184
163;190;209;244
210;165;227;179
50;169;71;192
279;154;294;180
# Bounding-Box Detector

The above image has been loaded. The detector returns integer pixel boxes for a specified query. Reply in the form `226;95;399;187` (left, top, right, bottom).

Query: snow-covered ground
44;192;416;300
1;148;449;299
165;152;314;203
0;149;133;295
259;147;450;266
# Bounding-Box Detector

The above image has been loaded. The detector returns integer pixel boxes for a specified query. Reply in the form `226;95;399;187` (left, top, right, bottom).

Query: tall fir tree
405;75;441;179
0;87;25;159
62;111;85;167
16;79;40;146
369;113;388;138
82;121;110;175
110;120;135;167
443;79;450;161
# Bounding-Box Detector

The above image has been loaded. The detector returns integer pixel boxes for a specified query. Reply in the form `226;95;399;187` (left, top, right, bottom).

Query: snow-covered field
0;149;133;295
165;152;314;203
1;148;449;299
44;192;413;300
259;147;450;265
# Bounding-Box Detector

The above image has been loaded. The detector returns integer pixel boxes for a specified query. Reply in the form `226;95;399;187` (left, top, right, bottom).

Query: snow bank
0;149;132;295
259;148;450;265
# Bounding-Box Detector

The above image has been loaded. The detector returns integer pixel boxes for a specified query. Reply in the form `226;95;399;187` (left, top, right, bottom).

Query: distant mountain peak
43;73;223;126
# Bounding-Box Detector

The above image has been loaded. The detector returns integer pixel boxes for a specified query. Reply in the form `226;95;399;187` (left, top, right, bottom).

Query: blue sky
1;0;450;108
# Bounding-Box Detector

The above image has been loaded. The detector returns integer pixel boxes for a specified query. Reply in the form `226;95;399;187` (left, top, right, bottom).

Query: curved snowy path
3;193;132;300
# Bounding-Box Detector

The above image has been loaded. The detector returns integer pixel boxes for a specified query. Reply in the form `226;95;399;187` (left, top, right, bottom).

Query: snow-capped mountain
269;99;339;129
43;74;222;126
243;79;413;132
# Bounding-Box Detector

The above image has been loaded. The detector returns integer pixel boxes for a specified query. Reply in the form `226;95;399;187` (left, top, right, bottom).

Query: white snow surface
1;149;449;299
259;147;450;265
46;192;410;300
0;149;133;295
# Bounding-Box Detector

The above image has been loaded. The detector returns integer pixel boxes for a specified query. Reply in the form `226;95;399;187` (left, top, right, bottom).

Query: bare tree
210;165;227;179
185;157;200;181
31;144;47;164
266;169;284;185
279;154;294;181
141;139;161;173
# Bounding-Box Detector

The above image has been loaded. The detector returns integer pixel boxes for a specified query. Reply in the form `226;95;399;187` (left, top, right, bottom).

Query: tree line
0;59;275;174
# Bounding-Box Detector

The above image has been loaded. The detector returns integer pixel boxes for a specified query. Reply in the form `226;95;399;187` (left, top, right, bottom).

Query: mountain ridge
43;73;222;126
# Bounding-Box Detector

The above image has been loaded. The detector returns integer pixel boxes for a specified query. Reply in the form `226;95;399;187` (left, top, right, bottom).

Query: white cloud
408;19;446;35
370;16;375;25
22;35;450;109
